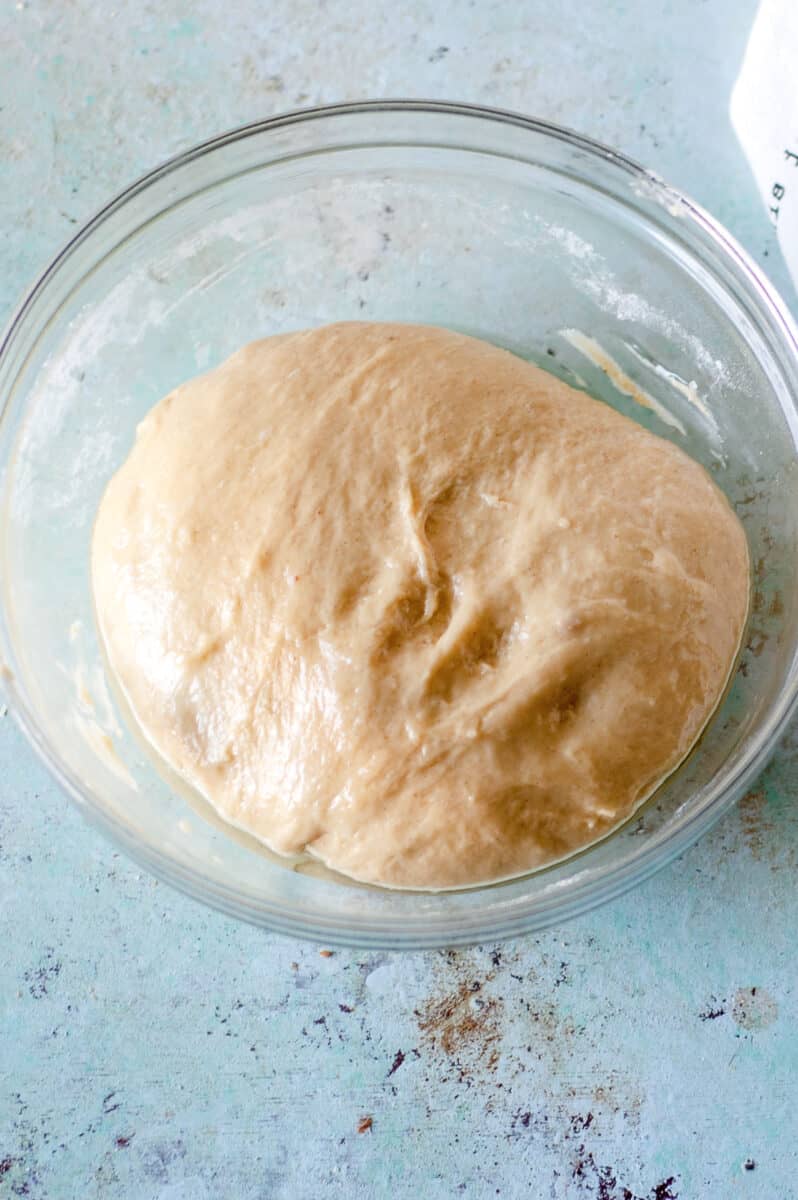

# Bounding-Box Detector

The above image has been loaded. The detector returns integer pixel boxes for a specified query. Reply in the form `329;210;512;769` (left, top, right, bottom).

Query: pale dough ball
92;322;749;889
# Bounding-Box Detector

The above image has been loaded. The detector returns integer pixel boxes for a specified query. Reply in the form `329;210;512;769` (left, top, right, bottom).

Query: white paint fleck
365;960;410;1002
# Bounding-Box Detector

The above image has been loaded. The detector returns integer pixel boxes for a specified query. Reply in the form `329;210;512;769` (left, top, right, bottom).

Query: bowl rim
2;98;798;948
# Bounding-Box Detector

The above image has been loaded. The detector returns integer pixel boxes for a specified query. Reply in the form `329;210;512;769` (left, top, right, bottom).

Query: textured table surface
1;3;797;1198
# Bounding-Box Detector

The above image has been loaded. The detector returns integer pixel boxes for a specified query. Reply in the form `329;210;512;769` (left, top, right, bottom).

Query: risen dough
92;322;749;889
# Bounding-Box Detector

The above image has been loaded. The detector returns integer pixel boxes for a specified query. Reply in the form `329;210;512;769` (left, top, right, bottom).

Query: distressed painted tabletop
1;3;797;1197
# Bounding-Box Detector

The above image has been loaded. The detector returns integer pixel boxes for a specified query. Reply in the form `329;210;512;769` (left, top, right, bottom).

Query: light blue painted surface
1;3;797;1197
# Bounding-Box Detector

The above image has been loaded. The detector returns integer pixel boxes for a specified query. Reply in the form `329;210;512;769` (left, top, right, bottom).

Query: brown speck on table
415;973;501;1074
357;1115;373;1134
290;962;299;971
319;949;334;958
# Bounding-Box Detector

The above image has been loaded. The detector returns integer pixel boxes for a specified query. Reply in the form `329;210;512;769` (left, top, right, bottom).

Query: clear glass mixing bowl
2;101;798;948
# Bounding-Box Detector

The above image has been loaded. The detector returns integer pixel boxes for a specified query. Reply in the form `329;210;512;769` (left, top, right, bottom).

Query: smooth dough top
92;322;749;889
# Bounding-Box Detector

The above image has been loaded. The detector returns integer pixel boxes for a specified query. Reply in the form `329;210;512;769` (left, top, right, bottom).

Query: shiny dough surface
92;322;749;889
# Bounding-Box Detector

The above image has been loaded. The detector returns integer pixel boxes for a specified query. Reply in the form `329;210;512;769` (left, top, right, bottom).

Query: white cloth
731;0;798;287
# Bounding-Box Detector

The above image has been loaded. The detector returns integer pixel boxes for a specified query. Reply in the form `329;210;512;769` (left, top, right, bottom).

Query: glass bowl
2;101;798;949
